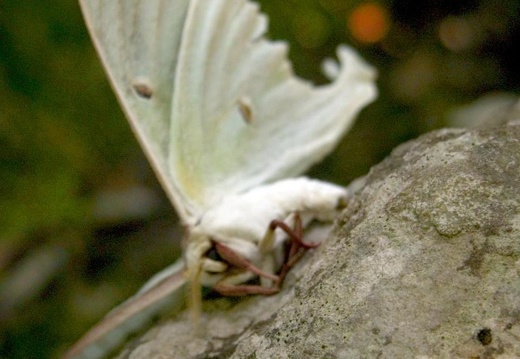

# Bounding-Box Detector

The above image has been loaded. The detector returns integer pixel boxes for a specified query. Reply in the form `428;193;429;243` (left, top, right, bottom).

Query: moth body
185;177;347;288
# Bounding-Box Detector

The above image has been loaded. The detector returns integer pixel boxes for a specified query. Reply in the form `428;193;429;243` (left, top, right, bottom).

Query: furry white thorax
184;177;347;287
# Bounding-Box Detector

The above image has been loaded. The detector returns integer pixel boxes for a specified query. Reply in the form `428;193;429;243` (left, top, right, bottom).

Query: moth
65;0;376;358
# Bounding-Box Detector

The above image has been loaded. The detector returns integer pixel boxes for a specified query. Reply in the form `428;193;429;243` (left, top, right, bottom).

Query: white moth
65;0;376;358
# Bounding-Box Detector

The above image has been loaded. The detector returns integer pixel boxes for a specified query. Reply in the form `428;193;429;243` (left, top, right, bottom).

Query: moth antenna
188;261;203;331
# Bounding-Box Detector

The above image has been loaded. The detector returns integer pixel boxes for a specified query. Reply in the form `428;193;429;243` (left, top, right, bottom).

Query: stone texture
116;120;520;358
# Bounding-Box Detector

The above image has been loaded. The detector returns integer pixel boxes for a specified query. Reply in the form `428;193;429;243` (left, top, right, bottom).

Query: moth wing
63;260;186;359
79;0;199;222
170;0;377;209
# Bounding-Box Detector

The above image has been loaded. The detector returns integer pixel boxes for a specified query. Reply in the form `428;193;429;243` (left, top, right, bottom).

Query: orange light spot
347;3;390;44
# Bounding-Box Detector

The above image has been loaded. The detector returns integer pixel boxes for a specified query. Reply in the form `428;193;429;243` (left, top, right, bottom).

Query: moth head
183;227;232;323
184;228;231;281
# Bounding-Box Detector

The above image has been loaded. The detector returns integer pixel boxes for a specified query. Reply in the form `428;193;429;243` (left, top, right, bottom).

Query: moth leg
213;281;279;296
213;214;321;296
213;248;280;296
271;213;320;284
271;213;320;250
212;243;282;296
214;242;279;282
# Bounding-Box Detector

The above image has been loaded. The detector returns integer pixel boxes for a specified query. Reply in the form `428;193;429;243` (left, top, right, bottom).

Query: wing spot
237;97;254;124
132;81;153;99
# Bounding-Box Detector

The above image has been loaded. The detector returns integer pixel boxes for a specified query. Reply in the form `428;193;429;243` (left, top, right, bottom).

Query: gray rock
116;121;520;358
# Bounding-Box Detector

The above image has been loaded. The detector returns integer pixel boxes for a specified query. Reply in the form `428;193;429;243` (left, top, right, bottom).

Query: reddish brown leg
272;213;321;284
211;242;282;296
214;242;279;282
270;214;319;250
213;283;280;296
211;213;320;296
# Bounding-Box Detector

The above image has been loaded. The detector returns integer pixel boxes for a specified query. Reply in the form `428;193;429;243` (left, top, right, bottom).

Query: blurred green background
0;0;518;357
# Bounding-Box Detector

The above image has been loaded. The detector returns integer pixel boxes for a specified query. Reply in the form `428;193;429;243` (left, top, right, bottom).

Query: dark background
1;0;519;357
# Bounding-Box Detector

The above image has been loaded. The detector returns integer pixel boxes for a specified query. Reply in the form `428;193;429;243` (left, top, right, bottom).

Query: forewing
170;0;377;208
79;0;198;222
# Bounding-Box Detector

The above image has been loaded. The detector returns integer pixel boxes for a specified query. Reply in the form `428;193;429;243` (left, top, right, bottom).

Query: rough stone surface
116;122;520;358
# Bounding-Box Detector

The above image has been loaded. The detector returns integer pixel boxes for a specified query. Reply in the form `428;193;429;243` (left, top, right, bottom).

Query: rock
116;120;520;358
